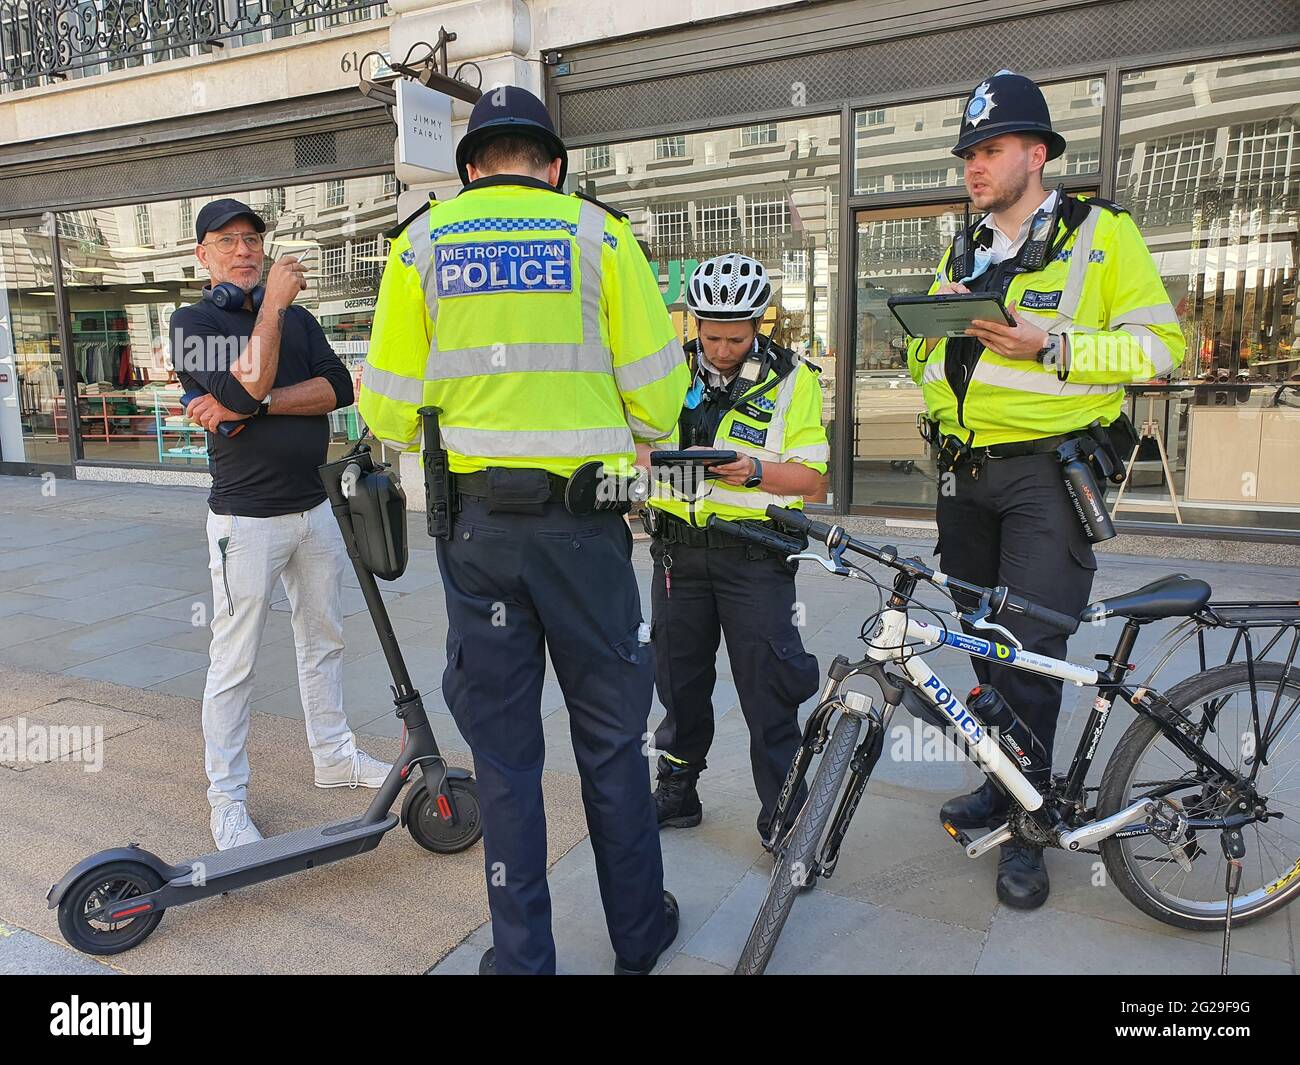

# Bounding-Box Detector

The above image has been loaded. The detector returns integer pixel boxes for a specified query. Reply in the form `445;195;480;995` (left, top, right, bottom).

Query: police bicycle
712;506;1300;975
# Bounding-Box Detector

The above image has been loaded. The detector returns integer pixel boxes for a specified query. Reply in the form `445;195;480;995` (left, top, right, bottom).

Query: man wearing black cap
359;86;689;974
907;72;1183;908
172;198;392;852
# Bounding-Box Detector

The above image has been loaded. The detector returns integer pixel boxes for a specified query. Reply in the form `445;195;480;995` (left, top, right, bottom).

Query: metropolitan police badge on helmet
435;239;573;297
965;81;997;128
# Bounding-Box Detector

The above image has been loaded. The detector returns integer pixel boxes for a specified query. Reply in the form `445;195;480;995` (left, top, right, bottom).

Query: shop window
895;169;948;191
567;113;841;505
1063;148;1100;175
745;195;790;239
1115;50;1300;529
741;123;779;147
655;136;687;160
696;197;739;249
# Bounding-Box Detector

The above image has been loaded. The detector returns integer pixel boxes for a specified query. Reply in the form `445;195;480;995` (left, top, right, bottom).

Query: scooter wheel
57;861;164;956
406;777;483;854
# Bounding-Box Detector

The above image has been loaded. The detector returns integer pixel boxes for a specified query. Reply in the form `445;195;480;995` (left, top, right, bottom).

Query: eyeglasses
202;233;265;252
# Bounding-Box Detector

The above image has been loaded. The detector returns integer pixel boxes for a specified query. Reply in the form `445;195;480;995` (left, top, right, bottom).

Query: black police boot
653;756;702;829
939;779;1009;831
613;891;680;975
996;842;1050;909
478;947;495;975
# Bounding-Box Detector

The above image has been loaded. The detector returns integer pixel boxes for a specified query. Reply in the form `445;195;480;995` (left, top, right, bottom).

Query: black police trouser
650;538;820;836
935;452;1097;772
437;497;665;975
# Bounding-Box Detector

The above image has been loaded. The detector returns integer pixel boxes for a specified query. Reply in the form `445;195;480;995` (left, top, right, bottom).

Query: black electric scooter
47;446;482;955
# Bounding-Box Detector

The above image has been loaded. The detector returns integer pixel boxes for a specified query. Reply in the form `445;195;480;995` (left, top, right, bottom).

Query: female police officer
636;253;829;842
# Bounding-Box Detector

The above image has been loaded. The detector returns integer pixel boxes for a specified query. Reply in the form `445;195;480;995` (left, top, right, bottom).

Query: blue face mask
960;244;995;285
684;378;705;410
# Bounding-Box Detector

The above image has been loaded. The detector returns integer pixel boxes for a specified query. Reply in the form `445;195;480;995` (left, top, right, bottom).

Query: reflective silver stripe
922;358;946;384
362;362;425;404
407;214;439;325
1115;323;1177;377
379;435;417;452
426;342;611;381
626;414;666;441
576;201;606;345
1040;209;1101;331
1115;303;1180;328
787;442;830;464
615;337;684;394
440;424;633;459
971;361;1117;396
705;483;802;512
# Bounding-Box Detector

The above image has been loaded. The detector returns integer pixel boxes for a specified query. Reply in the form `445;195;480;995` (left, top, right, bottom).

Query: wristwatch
1037;333;1068;379
743;457;764;489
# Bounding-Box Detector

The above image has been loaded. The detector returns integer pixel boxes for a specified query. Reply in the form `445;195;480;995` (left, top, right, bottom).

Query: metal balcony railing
1;0;387;90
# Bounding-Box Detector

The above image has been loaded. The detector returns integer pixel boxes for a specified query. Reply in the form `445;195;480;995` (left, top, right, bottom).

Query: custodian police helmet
952;70;1066;161
455;85;569;187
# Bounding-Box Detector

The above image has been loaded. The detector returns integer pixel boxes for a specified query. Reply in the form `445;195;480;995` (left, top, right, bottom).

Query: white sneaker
210;801;264;851
314;749;392;790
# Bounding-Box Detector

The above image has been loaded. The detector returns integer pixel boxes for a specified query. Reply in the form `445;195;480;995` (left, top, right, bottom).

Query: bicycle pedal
942;821;973;848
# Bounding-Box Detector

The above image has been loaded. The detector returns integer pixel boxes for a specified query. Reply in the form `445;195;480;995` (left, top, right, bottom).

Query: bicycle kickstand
1220;828;1246;976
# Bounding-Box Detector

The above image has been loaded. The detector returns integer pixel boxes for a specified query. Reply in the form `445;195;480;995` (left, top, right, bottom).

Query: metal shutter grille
0;123;390;215
557;0;1300;139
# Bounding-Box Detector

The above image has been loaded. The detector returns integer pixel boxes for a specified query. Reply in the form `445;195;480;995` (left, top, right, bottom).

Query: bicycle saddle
1081;574;1212;623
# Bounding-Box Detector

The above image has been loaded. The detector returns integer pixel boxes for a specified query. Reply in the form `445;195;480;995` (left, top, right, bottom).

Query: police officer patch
434;240;573;297
1019;289;1062;310
400;249;416;267
729;422;768;448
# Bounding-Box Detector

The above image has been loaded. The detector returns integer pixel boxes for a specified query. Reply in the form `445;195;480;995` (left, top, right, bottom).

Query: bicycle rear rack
1134;600;1300;690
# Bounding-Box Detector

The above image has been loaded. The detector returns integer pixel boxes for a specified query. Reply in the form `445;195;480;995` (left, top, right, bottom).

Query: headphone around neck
206;282;265;312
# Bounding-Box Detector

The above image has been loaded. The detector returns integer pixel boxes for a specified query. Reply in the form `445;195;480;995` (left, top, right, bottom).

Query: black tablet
887;293;1016;338
650;450;738;467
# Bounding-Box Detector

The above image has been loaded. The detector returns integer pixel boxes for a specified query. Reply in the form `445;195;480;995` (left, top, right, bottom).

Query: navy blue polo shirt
170;298;354;517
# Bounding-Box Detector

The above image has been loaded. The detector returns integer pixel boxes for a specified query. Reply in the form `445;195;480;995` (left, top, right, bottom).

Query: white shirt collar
983;189;1057;263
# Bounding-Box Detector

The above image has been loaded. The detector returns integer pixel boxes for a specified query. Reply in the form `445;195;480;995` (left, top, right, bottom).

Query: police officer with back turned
909;71;1183;909
358;86;690;974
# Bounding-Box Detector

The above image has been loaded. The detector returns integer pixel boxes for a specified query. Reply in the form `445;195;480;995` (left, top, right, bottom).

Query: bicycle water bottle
968;686;1050;789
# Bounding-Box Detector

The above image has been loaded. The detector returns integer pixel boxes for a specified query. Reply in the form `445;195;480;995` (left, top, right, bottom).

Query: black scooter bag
320;449;409;581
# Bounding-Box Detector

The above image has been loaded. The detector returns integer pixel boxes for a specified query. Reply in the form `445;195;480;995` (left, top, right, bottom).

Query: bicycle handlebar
706;516;808;558
764;505;1080;635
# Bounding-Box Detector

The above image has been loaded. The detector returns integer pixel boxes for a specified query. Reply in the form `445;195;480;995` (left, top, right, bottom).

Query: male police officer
640;254;828;843
909;71;1183;908
358;86;689;974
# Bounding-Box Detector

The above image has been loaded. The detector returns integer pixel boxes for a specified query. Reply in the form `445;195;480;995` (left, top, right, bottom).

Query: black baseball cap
195;198;266;245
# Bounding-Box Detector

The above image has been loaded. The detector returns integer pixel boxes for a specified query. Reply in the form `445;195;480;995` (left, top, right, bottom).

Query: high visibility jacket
358;177;689;477
648;344;828;525
907;196;1184;446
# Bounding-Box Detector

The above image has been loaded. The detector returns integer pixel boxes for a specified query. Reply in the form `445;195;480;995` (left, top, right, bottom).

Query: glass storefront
570;115;841;505
0;173;397;470
3;44;1296;538
0;218;68;467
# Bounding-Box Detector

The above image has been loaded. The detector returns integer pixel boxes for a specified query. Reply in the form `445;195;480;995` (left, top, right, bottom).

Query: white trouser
202;499;356;809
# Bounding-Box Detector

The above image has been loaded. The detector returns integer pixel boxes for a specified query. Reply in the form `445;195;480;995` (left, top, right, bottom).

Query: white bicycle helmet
685;253;772;321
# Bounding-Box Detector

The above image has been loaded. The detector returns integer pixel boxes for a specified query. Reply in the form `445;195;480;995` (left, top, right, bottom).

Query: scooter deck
174;814;400;885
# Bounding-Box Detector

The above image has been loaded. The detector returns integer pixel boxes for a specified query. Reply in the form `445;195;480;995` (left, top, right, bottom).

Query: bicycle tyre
1099;661;1300;931
735;713;861;975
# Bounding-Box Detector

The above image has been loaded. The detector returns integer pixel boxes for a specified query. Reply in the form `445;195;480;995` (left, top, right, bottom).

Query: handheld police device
888;292;1016;338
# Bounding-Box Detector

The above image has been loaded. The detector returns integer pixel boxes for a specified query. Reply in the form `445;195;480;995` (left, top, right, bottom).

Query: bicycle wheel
735;713;861;975
1099;661;1300;930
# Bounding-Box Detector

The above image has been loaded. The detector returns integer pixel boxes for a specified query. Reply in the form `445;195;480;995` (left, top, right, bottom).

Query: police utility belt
642;508;805;558
918;414;1139;545
418;406;641;541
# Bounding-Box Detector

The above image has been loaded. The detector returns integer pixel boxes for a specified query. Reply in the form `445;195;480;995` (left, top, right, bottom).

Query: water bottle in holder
968;685;1051;790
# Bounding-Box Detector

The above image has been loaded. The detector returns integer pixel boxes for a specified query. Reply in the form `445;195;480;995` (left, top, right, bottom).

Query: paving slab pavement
1;474;1297;975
